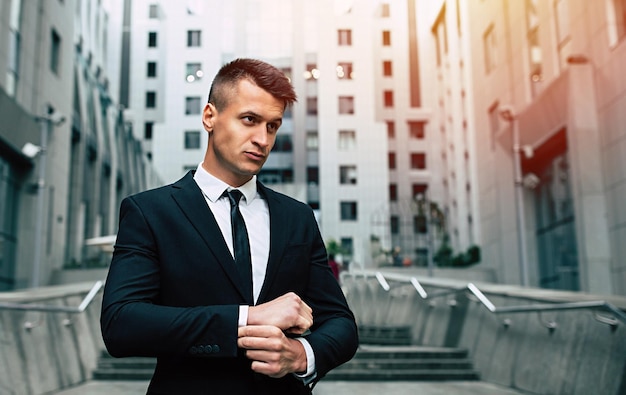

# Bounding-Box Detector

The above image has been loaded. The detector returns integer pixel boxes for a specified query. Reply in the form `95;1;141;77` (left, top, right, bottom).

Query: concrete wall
342;270;626;395
0;282;104;395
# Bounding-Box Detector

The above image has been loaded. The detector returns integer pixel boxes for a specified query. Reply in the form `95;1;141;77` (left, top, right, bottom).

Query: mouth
244;151;265;161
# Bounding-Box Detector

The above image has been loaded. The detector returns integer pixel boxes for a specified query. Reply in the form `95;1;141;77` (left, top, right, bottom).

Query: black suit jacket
101;172;358;394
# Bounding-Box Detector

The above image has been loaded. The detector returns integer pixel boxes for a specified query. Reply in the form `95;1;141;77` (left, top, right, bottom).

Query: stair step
355;345;470;358
93;345;481;382
96;357;156;369
359;325;413;345
345;358;474;369
326;368;480;381
93;368;155;381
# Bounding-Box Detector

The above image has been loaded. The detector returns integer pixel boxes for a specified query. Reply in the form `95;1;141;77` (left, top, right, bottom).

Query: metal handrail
0;281;103;313
349;271;626;330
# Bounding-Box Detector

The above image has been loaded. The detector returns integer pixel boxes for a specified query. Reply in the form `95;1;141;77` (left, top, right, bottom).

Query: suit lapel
170;172;251;302
256;183;289;304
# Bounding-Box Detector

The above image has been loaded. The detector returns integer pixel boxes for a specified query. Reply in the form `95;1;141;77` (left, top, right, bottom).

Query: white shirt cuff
239;306;316;383
238;305;249;327
293;337;316;383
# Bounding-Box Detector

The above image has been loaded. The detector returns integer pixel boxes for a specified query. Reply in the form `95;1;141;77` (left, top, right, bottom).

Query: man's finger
238;325;279;338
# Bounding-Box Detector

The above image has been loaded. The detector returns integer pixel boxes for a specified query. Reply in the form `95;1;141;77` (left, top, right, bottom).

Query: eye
242;115;256;124
267;123;279;133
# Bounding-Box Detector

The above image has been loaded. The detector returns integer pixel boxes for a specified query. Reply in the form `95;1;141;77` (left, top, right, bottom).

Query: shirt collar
193;163;258;205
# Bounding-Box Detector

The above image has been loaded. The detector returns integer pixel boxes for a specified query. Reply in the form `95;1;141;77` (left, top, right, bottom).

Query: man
101;58;358;394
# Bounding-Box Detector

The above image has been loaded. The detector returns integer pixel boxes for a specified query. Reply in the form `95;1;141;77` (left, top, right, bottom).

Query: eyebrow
241;111;283;125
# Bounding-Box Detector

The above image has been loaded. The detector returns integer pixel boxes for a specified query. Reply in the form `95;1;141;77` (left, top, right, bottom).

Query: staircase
93;345;480;382
93;352;155;381
358;324;413;345
326;345;480;381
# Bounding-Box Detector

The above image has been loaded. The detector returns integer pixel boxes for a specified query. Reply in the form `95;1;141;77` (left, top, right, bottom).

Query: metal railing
347;270;626;331
0;281;104;330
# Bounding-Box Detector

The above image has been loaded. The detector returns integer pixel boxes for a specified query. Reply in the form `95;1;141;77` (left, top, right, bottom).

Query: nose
251;125;271;148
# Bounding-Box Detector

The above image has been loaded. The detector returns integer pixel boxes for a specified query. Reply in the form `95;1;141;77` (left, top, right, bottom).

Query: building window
307;166;319;184
410;153;426;170
7;27;20;96
386;121;395;139
388;152;396;169
306;131;319;150
339;96;355;114
338;130;356;150
383;60;392;76
6;1;22;95
340;202;358;221
616;0;626;39
488;102;500;150
534;141;579;290
148;4;159;18
147;61;157;77
304;63;320;80
382;30;391;46
338;29;352;45
272;134;293;152
526;0;543;97
337;62;353;79
50;29;61;74
146;91;156;108
0;158;18;285
307;97;318;115
414;215;427;234
144;122;154;140
340;237;354;257
185;96;202;115
381;3;390;17
186;63;203;82
148;31;157;47
483;24;497;74
412;183;428;199
187;30;201;47
554;0;572;69
384;90;394;107
390;215;399;234
609;0;626;46
340;165;357;185
258;169;294;184
389;183;398;201
184;131;201;149
408;121;425;139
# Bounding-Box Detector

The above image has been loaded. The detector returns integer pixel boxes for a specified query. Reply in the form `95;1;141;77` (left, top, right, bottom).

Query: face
202;79;284;187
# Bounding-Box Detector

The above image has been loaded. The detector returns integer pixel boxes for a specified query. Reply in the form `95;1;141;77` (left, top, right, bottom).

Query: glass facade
0;158;18;291
534;146;579;291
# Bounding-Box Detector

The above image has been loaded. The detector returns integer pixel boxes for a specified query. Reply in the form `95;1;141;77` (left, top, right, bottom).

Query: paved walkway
53;380;531;395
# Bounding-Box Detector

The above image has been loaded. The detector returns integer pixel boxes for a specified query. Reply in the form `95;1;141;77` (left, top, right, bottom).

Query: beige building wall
466;0;625;295
425;0;481;252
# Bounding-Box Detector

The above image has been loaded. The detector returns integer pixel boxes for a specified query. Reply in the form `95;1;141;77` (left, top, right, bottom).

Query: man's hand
248;292;312;335
238;325;307;378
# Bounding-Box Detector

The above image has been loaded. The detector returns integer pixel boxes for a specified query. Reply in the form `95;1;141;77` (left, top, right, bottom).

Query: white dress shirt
193;164;316;380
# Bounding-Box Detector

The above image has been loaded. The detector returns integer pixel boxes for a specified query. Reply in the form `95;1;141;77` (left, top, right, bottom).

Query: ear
202;103;216;133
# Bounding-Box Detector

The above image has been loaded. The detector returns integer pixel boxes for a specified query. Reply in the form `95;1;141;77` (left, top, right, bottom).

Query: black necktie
225;189;253;302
